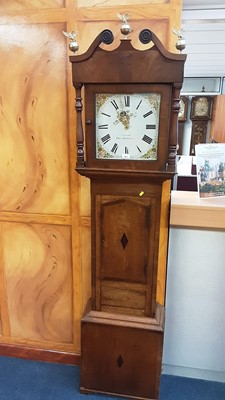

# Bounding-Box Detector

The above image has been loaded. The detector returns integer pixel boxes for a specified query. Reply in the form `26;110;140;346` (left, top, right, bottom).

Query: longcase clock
190;96;214;155
70;28;186;400
178;96;188;155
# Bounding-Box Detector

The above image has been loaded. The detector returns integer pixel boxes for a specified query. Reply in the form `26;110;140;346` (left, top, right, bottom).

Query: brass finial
117;13;131;39
63;30;79;53
172;28;186;52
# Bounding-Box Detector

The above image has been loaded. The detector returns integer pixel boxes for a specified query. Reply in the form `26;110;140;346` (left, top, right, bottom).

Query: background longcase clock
190;95;213;119
178;95;188;155
190;95;214;155
70;28;186;400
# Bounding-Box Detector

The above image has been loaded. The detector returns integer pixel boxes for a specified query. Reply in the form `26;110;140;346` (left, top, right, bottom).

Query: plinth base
80;311;163;400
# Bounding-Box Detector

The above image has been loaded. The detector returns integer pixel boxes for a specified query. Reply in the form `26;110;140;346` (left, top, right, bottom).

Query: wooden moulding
76;168;175;181
82;303;164;332
70;30;186;84
0;343;80;365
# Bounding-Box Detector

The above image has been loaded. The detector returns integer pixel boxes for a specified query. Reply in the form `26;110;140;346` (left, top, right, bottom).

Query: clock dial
194;97;209;117
178;96;188;122
95;93;160;160
178;98;185;118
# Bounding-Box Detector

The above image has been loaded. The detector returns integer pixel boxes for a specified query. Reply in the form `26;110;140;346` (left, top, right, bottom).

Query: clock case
190;96;214;155
70;29;186;400
178;96;188;155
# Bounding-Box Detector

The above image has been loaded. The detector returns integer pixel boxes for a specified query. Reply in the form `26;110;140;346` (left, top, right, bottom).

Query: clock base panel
80;311;163;400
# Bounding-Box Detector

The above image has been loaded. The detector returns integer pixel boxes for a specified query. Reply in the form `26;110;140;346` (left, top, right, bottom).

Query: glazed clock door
94;195;157;317
85;83;171;171
190;96;213;119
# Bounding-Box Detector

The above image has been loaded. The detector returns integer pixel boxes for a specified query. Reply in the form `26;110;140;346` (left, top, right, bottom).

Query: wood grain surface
0;0;182;359
0;0;64;9
2;222;72;342
0;23;70;214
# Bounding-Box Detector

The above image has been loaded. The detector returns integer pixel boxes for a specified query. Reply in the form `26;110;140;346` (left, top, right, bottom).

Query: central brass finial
117;13;131;39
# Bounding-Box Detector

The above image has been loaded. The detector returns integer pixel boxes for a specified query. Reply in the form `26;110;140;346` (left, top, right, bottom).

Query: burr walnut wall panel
77;0;170;5
0;0;64;10
2;222;72;343
0;0;182;361
0;23;70;214
0;1;80;360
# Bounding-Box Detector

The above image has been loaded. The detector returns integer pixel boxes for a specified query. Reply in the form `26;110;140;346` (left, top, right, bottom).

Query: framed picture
195;143;225;198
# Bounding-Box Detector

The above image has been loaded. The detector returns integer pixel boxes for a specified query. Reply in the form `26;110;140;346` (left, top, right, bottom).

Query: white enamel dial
95;93;160;160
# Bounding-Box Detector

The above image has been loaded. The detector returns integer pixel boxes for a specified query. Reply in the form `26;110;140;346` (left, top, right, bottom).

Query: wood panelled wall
0;0;182;362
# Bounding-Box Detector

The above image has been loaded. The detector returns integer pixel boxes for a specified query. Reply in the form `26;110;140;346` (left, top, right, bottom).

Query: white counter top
170;191;225;229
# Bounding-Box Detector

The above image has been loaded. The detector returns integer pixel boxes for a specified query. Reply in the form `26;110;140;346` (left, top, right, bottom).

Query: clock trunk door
95;195;157;317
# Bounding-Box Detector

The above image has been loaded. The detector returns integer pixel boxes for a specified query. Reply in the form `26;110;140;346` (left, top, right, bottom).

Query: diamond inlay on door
120;233;128;249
